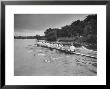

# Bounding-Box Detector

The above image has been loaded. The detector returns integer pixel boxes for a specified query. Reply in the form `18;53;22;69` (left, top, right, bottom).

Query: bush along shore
43;15;97;51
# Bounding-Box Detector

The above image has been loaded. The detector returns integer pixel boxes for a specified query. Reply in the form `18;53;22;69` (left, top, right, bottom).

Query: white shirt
70;45;75;51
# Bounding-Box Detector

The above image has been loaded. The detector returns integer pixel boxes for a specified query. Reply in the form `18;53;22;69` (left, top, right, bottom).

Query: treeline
44;15;97;49
14;36;36;39
14;35;45;40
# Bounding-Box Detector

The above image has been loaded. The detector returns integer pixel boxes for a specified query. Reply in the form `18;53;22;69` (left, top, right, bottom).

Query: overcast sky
14;14;89;36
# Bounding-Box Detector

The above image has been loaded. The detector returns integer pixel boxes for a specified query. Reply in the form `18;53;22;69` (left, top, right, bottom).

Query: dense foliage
44;15;97;50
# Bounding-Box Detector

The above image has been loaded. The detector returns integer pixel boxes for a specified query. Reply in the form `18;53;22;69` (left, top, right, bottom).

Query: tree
43;14;97;48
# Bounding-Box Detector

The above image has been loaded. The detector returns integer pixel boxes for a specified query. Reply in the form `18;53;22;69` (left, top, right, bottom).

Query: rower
70;43;75;52
58;43;63;49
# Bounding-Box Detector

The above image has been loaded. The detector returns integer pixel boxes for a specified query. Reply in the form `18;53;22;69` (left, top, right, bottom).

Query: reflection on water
14;39;97;76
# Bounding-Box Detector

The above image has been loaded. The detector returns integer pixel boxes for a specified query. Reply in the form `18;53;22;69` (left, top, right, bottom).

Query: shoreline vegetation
14;15;97;51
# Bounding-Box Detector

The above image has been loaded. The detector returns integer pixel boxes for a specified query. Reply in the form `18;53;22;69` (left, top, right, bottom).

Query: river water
14;39;97;76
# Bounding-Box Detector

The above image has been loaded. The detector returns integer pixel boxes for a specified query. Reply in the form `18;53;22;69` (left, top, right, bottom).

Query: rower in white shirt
70;43;75;52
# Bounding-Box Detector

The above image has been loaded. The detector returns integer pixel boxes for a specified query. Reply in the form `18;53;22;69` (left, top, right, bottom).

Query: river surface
14;39;97;76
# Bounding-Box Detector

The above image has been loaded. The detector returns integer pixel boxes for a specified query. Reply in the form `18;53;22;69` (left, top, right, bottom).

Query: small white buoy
38;53;45;56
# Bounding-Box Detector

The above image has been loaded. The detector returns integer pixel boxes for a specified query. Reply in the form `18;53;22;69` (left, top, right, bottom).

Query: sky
14;14;89;36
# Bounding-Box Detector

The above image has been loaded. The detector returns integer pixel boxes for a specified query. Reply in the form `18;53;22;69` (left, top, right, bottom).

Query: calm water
14;39;97;76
